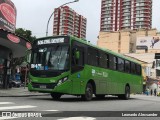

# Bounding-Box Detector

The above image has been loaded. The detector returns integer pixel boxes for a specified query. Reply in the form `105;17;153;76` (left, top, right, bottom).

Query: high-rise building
100;0;152;32
53;6;87;39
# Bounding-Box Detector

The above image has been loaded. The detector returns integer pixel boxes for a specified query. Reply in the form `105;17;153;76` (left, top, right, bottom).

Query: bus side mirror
75;51;80;60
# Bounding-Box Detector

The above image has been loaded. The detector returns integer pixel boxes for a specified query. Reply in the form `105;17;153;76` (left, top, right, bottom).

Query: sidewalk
0;87;49;97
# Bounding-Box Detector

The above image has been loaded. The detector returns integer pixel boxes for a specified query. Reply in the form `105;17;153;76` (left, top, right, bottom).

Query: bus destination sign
37;38;65;45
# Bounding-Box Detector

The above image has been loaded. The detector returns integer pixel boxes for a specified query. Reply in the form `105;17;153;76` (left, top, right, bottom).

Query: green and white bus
28;35;143;101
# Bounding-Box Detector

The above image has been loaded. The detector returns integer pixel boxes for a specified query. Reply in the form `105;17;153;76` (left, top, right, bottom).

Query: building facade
100;0;152;32
53;6;87;39
97;29;158;54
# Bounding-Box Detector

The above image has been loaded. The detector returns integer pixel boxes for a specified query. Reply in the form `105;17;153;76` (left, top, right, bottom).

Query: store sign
0;3;16;25
7;34;20;43
0;0;17;32
26;42;32;49
37;38;65;45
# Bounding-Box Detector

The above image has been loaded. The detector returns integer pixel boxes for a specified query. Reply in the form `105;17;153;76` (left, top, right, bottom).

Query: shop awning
0;29;31;58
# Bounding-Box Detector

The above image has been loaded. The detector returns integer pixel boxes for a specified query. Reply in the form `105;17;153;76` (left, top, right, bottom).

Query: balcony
121;23;131;27
122;2;131;6
135;15;151;18
123;9;131;13
137;0;152;3
122;12;131;17
122;20;131;24
122;0;131;3
122;6;131;10
135;6;151;11
101;13;113;17
102;7;113;12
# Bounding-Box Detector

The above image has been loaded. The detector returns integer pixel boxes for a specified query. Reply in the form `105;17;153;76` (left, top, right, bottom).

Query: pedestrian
150;89;153;96
146;88;149;96
154;89;157;96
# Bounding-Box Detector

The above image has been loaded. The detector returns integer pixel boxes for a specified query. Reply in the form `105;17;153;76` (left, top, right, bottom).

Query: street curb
0;94;50;97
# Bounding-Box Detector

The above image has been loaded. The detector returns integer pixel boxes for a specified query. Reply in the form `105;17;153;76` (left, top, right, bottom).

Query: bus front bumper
28;81;72;94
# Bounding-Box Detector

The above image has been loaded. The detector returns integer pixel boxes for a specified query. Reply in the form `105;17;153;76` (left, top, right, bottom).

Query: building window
156;60;160;68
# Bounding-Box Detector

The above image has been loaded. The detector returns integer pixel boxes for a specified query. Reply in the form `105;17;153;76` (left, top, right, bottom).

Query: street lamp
46;0;79;36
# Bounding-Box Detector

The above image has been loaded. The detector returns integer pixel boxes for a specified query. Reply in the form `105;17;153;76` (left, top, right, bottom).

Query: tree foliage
15;28;36;43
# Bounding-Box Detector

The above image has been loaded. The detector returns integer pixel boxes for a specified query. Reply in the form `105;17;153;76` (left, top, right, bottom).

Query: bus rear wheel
118;86;130;100
51;93;62;100
81;83;93;101
124;86;130;100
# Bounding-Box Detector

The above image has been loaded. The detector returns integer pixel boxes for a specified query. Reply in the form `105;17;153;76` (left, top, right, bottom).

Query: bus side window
77;49;84;67
99;52;109;68
72;47;84;66
131;62;136;74
109;55;117;70
88;47;98;66
125;60;130;73
117;58;124;72
136;65;141;75
71;46;84;73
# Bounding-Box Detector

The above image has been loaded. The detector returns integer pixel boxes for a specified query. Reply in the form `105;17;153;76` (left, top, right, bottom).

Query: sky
11;0;160;45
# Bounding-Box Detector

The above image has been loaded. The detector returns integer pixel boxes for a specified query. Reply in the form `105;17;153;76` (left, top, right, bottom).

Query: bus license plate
40;85;46;89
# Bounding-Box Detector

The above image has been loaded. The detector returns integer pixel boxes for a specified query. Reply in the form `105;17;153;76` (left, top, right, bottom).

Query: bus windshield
31;45;69;71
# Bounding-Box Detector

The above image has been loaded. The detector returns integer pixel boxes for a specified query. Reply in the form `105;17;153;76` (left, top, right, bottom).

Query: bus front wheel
81;83;93;101
51;93;62;100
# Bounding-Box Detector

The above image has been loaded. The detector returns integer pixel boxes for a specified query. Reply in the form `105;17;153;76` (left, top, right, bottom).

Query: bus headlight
57;77;68;86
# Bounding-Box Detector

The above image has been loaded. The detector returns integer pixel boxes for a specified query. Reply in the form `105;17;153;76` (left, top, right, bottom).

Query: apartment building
100;0;152;32
53;6;87;39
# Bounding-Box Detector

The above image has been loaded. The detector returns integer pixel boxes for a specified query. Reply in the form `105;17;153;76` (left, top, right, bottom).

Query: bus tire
51;93;62;100
122;86;130;100
124;86;130;100
119;86;130;100
81;83;93;101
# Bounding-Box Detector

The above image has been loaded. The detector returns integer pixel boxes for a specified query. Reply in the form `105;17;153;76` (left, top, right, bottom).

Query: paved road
0;94;160;120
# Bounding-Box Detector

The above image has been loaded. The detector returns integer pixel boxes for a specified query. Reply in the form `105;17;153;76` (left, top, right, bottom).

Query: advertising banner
136;36;160;50
0;0;17;32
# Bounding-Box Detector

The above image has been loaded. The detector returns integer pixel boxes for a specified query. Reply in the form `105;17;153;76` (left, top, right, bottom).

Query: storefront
0;29;31;89
0;0;32;89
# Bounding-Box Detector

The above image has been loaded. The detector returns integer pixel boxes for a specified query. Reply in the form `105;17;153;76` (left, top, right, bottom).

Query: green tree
15;28;36;43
